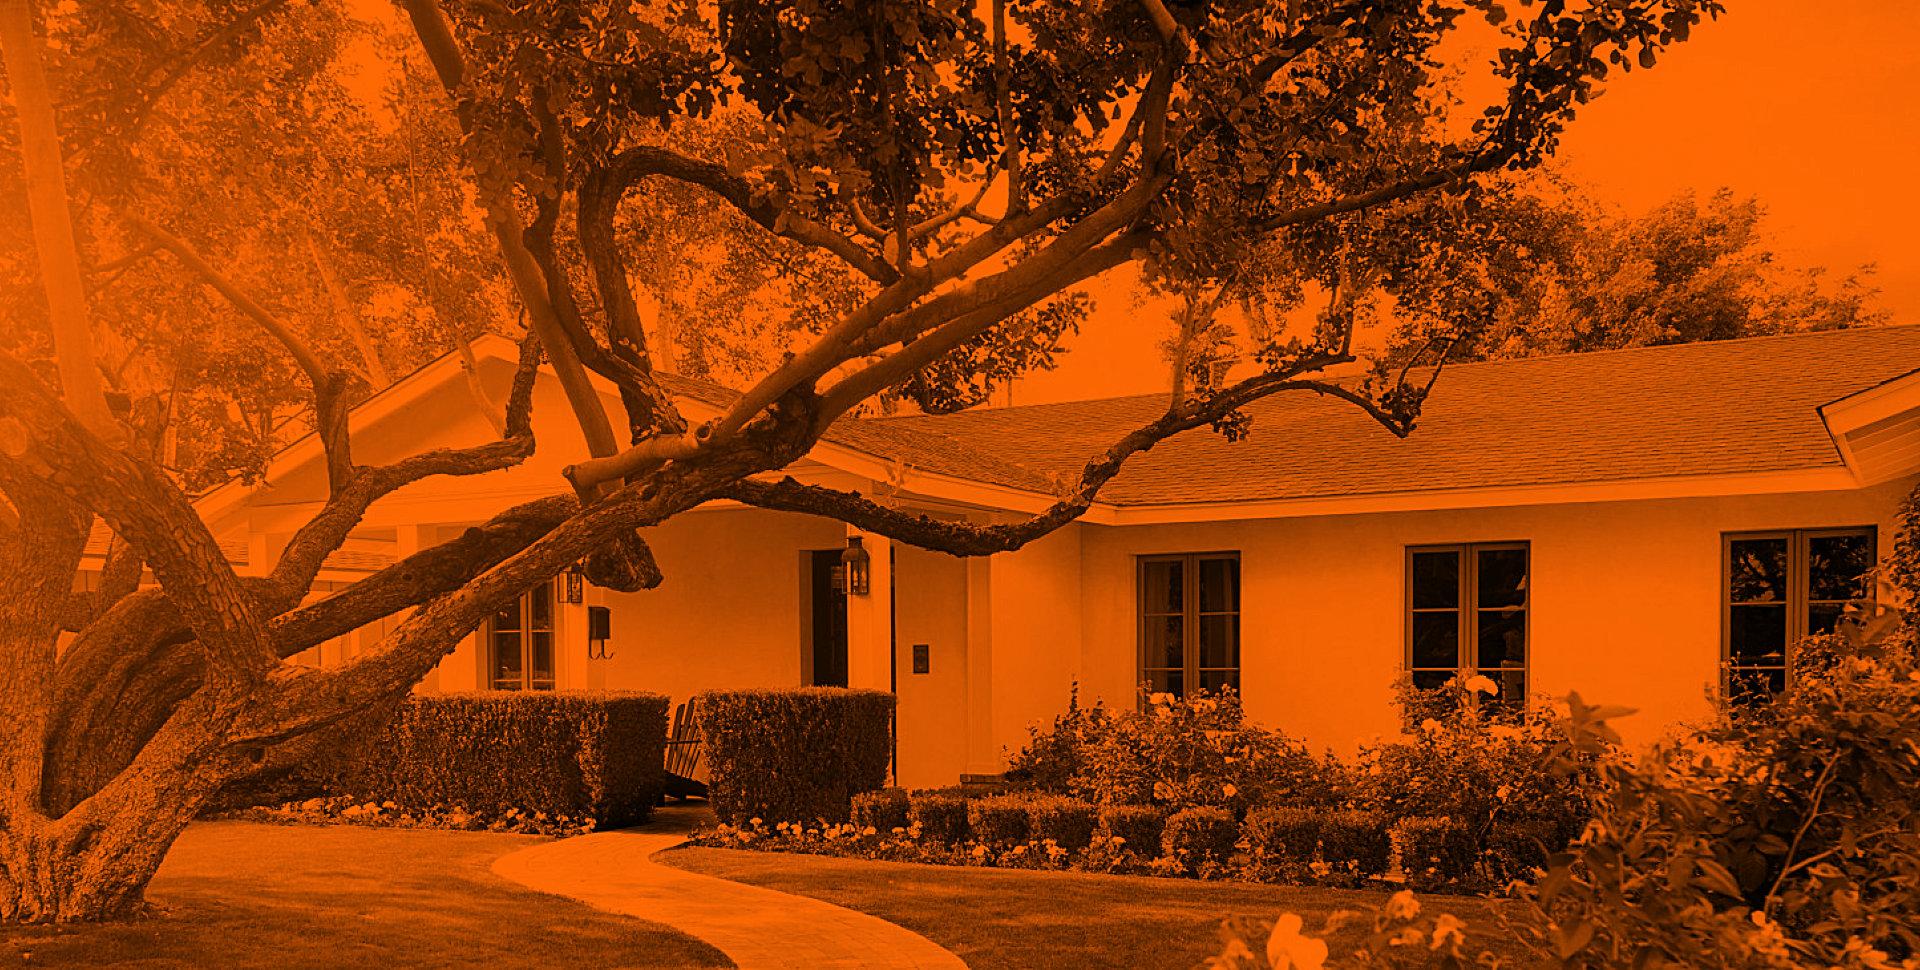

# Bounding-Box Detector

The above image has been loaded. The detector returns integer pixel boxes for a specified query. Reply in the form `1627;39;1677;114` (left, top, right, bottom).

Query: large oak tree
0;0;1718;921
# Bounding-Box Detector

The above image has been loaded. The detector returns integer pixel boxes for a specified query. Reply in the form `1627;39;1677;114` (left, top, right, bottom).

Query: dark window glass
1411;613;1459;669
489;582;556;691
1476;548;1528;609
1408;544;1529;710
1725;529;1874;702
1410;552;1459;609
1140;554;1238;699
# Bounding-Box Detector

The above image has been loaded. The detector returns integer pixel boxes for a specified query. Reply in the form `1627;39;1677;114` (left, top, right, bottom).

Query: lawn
0;821;731;969
660;845;1547;970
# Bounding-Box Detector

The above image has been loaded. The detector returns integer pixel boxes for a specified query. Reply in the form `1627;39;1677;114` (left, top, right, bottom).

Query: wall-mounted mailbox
912;643;930;674
587;605;611;641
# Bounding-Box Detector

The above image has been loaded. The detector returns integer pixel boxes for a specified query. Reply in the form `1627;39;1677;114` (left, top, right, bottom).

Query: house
195;325;1920;788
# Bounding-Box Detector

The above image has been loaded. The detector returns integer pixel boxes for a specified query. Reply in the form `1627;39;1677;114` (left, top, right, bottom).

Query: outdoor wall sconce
842;536;871;596
561;563;586;604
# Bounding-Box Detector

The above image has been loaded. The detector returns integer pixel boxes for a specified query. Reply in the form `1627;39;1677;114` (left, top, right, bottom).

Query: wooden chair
662;697;708;799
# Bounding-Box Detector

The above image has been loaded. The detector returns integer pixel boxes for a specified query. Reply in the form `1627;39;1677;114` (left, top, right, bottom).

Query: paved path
492;806;969;970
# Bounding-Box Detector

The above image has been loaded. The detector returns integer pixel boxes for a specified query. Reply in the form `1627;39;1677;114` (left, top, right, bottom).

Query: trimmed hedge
911;790;971;844
852;788;911;833
698;687;894;825
1098;803;1167;854
323;690;668;827
1393;816;1478;890
968;795;1033;845
1484;818;1559;884
1245;806;1322;868
1026;796;1098;850
1164;806;1238;872
1321;810;1392;877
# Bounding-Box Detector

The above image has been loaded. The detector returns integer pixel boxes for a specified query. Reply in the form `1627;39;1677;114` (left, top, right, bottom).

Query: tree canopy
0;0;1722;922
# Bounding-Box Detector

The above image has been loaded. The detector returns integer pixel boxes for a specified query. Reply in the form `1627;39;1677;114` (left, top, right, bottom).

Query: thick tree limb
577;159;688;440
0;467;89;814
599;146;899;285
0;0;121;442
0;354;278;688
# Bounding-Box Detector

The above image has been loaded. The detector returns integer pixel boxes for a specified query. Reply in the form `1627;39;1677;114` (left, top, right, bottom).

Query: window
1408;543;1529;707
488;581;556;690
1139;553;1240;697
1724;528;1875;701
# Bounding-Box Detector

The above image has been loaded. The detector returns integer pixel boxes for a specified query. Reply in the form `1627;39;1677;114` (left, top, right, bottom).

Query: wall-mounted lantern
561;563;586;604
842;536;871;596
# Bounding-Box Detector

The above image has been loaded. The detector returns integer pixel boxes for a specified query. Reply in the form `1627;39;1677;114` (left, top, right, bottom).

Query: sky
1014;0;1920;405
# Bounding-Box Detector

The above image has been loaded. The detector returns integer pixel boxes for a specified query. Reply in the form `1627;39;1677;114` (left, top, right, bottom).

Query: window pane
1198;669;1239;693
1142;560;1183;613
492;598;522;632
1411;612;1459;669
1411;552;1459;609
492;631;522;685
1729;604;1787;665
1476;548;1528;609
1808;534;1872;602
530;584;553;628
1146;669;1184;697
1477;609;1526;668
1198;614;1239;669
1410;669;1453;691
531;631;554;681
1486;662;1526;704
1729;538;1788;603
1144;615;1183;669
1809;603;1847;637
1198;558;1239;613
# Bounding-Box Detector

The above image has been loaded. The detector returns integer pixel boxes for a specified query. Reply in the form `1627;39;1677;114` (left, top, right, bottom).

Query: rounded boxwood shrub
1320;809;1393;877
1097;803;1166;855
697;687;894;825
1026;795;1098;851
852;788;911;834
909;790;971;844
1163;806;1237;872
1393;815;1477;891
968;795;1033;846
1244;806;1322;868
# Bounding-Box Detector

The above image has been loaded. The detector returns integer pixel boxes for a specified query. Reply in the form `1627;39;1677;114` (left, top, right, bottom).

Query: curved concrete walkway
492;808;968;970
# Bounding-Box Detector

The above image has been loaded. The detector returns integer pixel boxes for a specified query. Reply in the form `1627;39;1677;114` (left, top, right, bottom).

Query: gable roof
870;325;1920;506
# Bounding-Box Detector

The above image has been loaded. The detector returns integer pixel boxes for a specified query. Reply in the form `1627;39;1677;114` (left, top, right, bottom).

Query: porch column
965;554;998;774
844;529;893;692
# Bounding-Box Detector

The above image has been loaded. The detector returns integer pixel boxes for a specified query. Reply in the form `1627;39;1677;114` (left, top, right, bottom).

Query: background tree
0;0;1721;922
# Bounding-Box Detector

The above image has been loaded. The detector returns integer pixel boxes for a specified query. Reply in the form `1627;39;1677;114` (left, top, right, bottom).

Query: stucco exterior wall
893;544;970;788
586;506;848;708
1077;475;1918;757
982;524;1085;769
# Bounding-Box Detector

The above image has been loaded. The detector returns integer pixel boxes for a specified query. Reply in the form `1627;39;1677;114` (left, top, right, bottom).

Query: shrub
1320;809;1393;878
697;687;894;825
1244;806;1321;868
1483;818;1557;885
1005;683;1106;793
1097;803;1166;856
851;788;910;834
1026;795;1098;851
1163;806;1237;873
1393;816;1477;892
1063;688;1338;816
321;691;667;827
909;790;971;844
968;794;1033;846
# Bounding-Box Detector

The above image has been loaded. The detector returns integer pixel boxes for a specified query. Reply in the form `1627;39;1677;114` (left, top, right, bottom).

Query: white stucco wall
893;544;970;788
1077;475;1918;757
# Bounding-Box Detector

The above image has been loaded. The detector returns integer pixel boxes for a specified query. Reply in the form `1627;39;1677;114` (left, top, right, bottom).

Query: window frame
1404;541;1531;708
487;580;558;691
1137;551;1241;699
1721;526;1877;699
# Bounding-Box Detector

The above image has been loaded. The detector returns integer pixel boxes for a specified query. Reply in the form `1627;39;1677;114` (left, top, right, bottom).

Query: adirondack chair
662;698;708;800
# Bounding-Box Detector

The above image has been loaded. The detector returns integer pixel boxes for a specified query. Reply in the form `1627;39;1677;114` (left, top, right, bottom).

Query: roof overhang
1820;367;1920;486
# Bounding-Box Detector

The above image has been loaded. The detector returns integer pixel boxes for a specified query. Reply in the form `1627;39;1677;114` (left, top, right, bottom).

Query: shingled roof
865;325;1920;506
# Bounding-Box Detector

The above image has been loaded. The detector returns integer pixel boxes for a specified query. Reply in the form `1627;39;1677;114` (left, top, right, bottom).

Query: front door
809;549;849;686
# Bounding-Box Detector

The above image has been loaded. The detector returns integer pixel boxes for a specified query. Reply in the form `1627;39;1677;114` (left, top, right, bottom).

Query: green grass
661;846;1546;970
0;821;731;969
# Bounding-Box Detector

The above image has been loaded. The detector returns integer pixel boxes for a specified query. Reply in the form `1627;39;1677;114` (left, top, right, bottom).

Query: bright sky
1015;0;1920;405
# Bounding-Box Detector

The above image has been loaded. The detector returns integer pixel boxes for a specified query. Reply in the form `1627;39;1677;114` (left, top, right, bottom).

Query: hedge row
321;691;668;827
699;687;894;825
841;788;1560;886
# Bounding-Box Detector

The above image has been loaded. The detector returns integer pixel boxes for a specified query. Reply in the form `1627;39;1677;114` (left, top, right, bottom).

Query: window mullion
1185;554;1199;688
1459;546;1473;673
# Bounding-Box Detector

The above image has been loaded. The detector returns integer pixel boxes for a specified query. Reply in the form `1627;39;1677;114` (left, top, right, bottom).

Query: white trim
1820;367;1920;434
